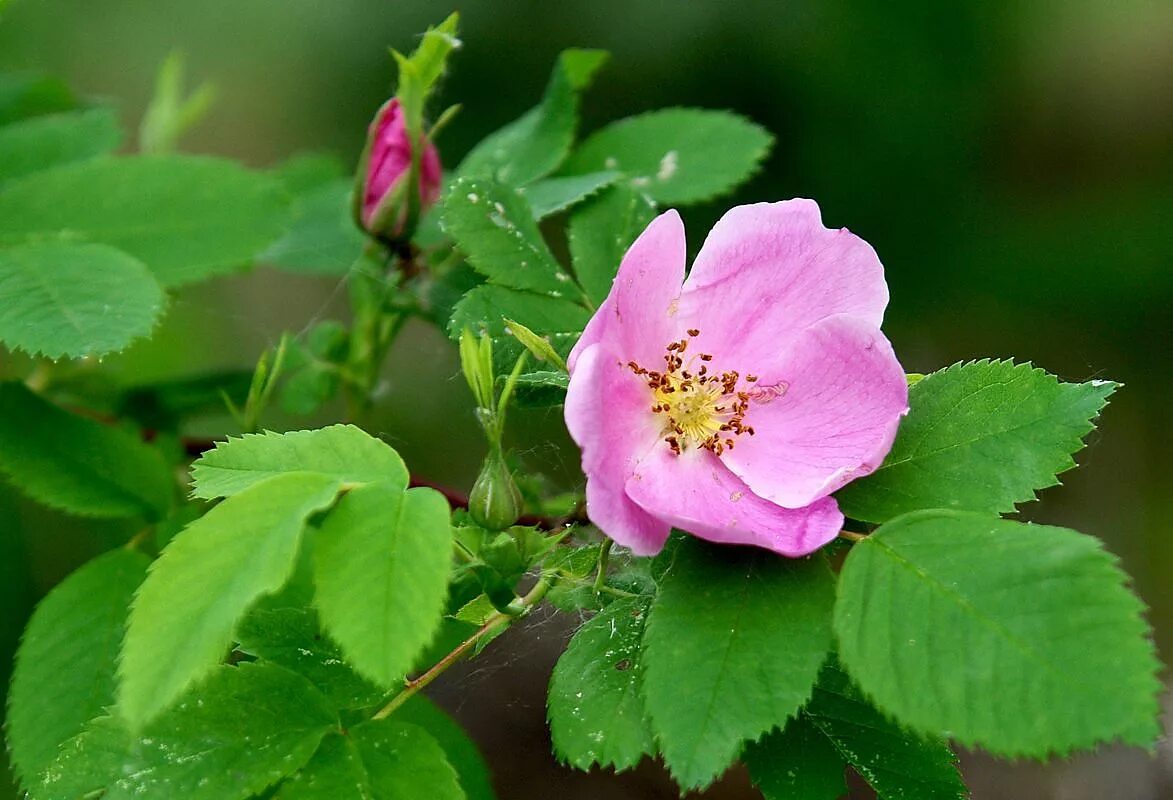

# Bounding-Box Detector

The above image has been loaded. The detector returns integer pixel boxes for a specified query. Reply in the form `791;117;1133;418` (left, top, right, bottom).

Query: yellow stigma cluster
628;329;756;456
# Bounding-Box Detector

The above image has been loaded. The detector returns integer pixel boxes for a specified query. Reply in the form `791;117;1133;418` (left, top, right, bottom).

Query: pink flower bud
360;98;442;236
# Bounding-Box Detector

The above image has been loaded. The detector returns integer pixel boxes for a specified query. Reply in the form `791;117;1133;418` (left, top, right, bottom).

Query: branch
371;575;552;720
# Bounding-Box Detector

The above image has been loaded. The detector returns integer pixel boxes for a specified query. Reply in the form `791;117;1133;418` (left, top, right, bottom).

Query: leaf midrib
675;563;755;784
867;536;1096;691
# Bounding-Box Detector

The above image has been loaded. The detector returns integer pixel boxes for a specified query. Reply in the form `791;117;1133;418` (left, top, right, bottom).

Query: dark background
1;1;1170;797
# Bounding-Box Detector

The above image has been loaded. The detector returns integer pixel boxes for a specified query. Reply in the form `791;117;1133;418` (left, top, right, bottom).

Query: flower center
628;328;757;456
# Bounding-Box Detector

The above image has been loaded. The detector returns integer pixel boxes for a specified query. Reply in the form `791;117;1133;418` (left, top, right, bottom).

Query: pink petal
678;199;888;366
625;445;843;557
362;99;444;228
568;210;687;373
363;100;411;225
565;343;671;555
721;314;908;509
419;142;443;205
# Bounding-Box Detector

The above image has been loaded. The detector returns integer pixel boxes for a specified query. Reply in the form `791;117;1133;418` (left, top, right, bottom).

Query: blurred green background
1;1;1170;797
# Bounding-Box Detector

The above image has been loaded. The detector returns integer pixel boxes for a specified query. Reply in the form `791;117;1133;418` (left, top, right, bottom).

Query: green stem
344;244;415;417
593;539;613;594
596;584;638;599
838;530;867;543
371;576;552;721
124;526;153;552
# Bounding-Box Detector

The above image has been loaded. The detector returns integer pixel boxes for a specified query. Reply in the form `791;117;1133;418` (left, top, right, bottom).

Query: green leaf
513;370;570;407
277;322;349;415
452;593;497;626
276;720;464;800
271;152;347;194
314;482;453;687
745;660;966;800
0;74;76;126
118;472;342;728
561;108;772;205
806;660;965;799
448;285;590;374
834;510;1161;757
457;49;608;186
642;538;835;789
261;178;364;275
548;596;655;772
235;606;384;710
191;424;408;500
395;696;496;800
0;241;165;359
743;715;846;800
0;382;173;519
0;155;289;287
520;170;619;219
442;176;578;297
7;549;149;791
0;107;121;183
40;663;337;800
424;256;481;327
837;361;1117;523
568;183;657;307
279;365;340;416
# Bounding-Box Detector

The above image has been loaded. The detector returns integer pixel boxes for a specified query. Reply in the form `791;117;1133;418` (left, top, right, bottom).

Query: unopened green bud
468;451;523;531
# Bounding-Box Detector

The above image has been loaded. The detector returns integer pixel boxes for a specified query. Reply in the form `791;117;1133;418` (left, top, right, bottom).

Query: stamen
626;334;761;456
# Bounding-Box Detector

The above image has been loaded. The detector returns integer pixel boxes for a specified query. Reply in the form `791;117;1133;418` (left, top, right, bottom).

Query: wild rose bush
0;14;1161;800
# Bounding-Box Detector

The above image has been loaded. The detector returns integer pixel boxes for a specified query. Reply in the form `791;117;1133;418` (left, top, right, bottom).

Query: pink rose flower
565;200;909;557
361;98;443;234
